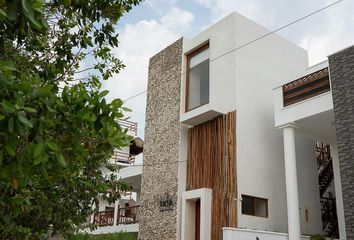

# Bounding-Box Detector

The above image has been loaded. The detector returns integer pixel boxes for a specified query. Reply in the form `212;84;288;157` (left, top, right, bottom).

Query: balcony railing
283;67;330;107
111;150;136;165
92;205;140;227
117;205;140;224
93;210;114;227
118;119;138;136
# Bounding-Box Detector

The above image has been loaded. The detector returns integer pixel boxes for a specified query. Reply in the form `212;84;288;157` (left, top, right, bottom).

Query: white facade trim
181;188;212;240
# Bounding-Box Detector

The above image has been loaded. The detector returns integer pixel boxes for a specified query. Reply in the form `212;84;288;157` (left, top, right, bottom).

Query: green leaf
32;84;53;98
6;1;19;22
0;115;5;121
46;142;59;152
17;112;33;128
0;75;12;86
57;154;66;167
111;98;123;107
33;156;42;165
122;106;132;112
8;116;14;133
5;145;16;157
22;107;37;113
34;143;44;158
21;0;42;30
0;61;16;71
0;150;3;165
99;90;109;98
0;9;7;18
45;103;55;112
1;100;15;113
17;82;32;92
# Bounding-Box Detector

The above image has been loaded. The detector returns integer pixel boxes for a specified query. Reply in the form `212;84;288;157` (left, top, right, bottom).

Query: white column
282;125;301;240
113;200;119;226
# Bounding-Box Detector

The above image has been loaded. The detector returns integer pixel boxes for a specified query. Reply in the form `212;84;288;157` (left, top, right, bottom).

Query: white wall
181;14;237;126
231;13;309;233
223;228;311;240
85;224;139;234
295;134;323;235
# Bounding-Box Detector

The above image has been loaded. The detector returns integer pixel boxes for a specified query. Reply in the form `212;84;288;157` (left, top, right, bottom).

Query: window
241;195;268;218
186;43;210;111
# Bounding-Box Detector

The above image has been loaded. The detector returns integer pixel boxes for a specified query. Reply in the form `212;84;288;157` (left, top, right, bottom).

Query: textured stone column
139;38;183;240
329;45;354;239
282;125;301;240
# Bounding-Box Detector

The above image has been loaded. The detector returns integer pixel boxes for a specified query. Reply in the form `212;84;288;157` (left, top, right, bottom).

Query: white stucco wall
231;13;309;233
295;135;323;235
223;228;311;240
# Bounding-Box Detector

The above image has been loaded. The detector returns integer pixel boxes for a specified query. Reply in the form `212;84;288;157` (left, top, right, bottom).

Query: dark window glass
242;195;268;218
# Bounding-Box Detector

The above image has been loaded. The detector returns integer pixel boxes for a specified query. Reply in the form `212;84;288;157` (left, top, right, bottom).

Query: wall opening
316;142;339;238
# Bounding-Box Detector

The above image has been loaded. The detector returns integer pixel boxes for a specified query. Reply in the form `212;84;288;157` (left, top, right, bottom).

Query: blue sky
100;0;354;142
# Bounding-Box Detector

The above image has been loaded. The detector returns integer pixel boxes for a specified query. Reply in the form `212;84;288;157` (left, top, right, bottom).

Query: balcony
118;119;138;136
93;205;140;227
282;67;330;107
111;150;135;165
273;61;334;128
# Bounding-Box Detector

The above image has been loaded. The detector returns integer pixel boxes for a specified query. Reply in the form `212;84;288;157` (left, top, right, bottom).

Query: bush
310;235;326;240
67;232;138;240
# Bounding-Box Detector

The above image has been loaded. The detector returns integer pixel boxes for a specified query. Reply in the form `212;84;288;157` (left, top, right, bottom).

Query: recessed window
241;195;268;218
186;43;210;111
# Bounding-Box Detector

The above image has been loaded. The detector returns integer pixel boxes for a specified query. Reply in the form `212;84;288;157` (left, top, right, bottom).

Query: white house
138;12;354;240
87;119;143;235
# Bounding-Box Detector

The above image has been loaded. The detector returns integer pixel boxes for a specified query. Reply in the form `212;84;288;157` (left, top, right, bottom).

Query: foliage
0;0;141;239
310;234;327;240
67;232;137;240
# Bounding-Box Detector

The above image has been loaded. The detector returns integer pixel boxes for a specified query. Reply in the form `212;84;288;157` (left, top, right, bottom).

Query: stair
316;143;339;239
318;160;334;196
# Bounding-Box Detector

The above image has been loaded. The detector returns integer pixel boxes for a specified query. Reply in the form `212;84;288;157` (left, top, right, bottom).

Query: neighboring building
87;119;143;235
139;12;354;240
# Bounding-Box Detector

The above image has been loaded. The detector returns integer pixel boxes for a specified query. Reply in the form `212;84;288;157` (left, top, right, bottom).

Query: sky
101;0;354;141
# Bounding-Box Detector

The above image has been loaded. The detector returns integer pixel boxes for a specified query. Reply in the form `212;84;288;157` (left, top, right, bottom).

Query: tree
0;0;142;239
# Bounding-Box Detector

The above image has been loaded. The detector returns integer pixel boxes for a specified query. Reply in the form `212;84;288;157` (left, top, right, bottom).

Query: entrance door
195;199;200;240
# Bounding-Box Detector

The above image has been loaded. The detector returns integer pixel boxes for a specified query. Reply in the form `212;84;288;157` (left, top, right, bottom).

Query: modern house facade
139;12;354;240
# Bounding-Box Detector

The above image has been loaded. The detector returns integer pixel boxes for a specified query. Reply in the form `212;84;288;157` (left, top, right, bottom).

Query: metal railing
118;119;138;136
111;150;136;165
117;205;140;225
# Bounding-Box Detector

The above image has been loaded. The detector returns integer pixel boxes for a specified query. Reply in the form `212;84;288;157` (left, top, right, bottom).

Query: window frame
185;42;210;112
241;194;269;218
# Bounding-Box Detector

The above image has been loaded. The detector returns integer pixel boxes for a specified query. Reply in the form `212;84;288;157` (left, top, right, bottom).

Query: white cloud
193;0;354;65
102;6;195;139
161;7;195;32
298;1;354;64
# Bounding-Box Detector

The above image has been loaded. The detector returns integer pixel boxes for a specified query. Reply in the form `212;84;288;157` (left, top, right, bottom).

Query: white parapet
84;223;139;235
223;228;311;240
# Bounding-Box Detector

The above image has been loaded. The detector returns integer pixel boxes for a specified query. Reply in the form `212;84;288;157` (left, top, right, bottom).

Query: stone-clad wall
139;38;183;240
329;46;354;239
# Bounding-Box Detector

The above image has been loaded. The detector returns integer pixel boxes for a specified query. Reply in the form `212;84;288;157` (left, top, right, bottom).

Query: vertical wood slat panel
187;111;237;240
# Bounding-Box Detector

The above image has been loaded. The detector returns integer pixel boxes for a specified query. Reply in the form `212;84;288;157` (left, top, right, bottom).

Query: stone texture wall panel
139;38;183;240
329;45;354;239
